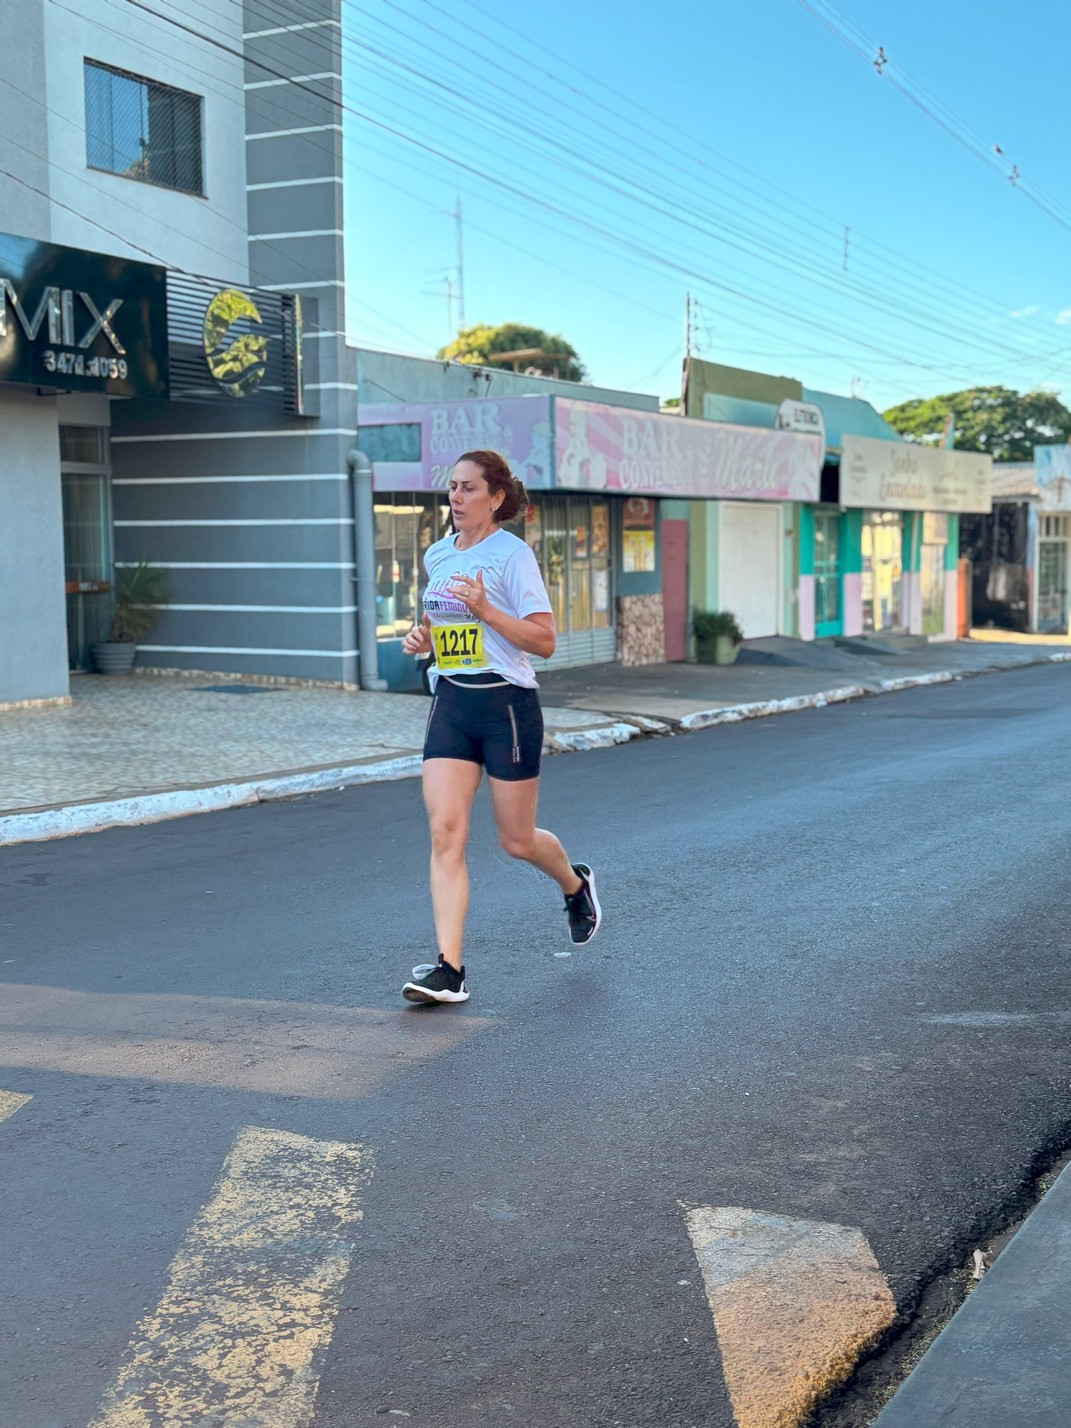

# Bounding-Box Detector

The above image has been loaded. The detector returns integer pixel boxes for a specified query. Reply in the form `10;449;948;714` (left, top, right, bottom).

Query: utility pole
443;273;455;341
685;292;693;358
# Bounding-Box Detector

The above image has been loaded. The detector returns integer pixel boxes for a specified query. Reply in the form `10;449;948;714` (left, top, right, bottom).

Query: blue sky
339;0;1071;412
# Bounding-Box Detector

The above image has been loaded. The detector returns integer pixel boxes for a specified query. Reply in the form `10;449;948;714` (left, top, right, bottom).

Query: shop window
526;495;613;642
1038;514;1070;632
358;424;422;465
85;59;203;196
921;513;949;636
60;426;108;466
621;497;656;573
374;494;451;638
862;511;903;633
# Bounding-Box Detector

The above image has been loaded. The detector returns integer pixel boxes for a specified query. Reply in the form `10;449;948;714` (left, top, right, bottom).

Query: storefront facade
838;435;991;640
963;451;1071;635
0;225;332;705
359;394;821;687
683;357;926;645
0;231;170;704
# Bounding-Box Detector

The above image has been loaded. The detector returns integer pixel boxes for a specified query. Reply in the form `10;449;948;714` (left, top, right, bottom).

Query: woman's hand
402;615;432;656
449;570;489;620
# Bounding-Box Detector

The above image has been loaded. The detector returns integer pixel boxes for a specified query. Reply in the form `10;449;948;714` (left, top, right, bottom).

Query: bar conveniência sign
358;395;822;500
555;399;821;501
840;434;992;513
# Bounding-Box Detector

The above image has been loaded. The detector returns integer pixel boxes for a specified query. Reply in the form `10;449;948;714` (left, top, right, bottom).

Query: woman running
401;449;601;1005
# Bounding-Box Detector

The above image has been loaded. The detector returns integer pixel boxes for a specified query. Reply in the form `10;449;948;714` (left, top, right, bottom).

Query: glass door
1038;515;1070;633
60;427;113;671
813;510;842;637
862;512;903;633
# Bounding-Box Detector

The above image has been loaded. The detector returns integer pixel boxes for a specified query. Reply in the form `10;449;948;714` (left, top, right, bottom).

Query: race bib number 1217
431;622;486;671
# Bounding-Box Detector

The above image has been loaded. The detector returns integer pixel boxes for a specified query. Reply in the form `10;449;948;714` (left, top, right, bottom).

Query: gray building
2;0;667;707
2;0;355;703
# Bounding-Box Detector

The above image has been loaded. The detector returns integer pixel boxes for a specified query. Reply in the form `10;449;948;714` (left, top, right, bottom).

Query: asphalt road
2;665;1070;1428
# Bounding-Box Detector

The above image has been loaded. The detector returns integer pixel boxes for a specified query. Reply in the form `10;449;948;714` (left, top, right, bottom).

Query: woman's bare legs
487;775;583;894
422;758;483;970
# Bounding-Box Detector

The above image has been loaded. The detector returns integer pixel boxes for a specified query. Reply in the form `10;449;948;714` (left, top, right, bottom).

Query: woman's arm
449;572;556;659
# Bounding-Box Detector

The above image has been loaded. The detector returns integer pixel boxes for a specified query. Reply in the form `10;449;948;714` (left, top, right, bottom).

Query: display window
374;494;451;638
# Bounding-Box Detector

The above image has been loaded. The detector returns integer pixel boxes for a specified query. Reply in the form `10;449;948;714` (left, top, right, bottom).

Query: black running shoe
403;956;469;1005
564;863;602;946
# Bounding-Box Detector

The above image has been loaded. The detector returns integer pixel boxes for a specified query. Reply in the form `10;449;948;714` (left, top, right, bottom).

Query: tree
437;322;587;382
883;386;1071;462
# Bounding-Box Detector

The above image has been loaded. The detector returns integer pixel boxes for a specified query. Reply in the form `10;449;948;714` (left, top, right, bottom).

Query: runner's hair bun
457;449;527;523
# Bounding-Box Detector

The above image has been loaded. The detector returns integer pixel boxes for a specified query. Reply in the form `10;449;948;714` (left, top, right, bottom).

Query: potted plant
92;559;171;675
693;610;744;666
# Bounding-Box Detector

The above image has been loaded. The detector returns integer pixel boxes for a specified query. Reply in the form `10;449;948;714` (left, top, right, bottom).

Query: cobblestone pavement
0;673;616;814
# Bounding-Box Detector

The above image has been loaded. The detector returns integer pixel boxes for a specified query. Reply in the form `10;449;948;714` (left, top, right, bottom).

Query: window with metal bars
84;59;203;196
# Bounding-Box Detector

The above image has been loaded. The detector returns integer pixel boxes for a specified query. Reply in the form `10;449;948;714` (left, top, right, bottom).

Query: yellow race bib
432;621;486;671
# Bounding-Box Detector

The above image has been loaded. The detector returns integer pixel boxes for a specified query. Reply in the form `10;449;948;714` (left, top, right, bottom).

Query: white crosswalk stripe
683;1202;896;1428
0;1089;31;1122
89;1126;374;1428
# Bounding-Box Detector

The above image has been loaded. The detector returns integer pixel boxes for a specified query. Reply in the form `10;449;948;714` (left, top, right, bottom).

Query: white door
720;503;781;638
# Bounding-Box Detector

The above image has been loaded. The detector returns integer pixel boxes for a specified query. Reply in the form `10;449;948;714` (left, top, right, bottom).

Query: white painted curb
877;671;955;693
0;755;423;847
548;722;641;752
679;685;868;731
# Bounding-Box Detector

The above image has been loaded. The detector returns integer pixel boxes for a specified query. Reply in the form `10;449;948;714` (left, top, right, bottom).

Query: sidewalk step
873;1161;1071;1427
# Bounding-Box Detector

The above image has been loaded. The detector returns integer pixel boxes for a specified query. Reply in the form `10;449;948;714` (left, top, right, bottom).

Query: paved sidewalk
873;1159;1071;1426
1;633;1067;844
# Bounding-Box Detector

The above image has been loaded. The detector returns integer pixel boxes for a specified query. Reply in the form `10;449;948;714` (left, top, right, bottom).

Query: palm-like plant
105;560;172;643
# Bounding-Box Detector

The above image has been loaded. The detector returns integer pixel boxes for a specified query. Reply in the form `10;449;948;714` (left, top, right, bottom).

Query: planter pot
696;636;740;666
92;641;137;675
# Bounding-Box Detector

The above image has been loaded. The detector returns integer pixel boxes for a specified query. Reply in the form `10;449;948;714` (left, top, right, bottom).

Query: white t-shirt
422;528;553;690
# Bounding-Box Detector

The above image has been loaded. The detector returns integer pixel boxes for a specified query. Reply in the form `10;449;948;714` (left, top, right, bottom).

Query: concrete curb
679;685;869;731
677;654;1070;732
872;1158;1071;1426
547;721;642;753
0;755;424;847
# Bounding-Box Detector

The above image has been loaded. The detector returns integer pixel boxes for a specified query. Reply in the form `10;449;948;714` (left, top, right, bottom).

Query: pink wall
843;573;863;637
940;569;959;641
798;575;816;642
905;572;923;635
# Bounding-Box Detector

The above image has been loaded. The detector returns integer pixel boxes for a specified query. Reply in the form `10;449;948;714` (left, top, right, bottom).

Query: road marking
89;1126;373;1428
683;1204;896;1428
921;1011;1071;1027
0;1090;31;1122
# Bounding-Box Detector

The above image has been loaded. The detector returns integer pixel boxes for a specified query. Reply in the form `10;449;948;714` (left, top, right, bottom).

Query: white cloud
1055;308;1071;325
1010;305;1039;319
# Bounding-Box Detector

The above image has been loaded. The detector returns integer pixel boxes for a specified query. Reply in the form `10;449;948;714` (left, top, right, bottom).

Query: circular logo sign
204;290;268;398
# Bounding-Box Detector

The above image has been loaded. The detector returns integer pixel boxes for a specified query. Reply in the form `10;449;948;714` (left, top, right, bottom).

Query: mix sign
0;231;169;398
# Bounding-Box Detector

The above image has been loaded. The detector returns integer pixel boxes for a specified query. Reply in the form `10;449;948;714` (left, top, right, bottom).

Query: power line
25;0;1071;394
149;0;1070;370
790;0;1071;235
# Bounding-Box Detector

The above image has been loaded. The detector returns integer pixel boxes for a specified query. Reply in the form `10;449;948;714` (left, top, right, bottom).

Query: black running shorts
423;674;544;781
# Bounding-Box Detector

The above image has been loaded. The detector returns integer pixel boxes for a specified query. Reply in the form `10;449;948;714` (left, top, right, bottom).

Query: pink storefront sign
358;397;554;491
554;399;822;502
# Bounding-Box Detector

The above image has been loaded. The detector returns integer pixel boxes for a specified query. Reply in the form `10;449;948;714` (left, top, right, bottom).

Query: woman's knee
429;814;468;860
498;826;537;861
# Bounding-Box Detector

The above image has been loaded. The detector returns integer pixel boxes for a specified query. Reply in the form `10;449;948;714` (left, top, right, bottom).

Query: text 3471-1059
42;350;128;379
